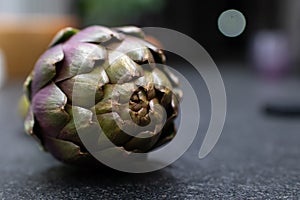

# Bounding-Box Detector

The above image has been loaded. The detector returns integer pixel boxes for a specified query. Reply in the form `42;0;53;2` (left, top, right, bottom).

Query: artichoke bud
23;25;182;165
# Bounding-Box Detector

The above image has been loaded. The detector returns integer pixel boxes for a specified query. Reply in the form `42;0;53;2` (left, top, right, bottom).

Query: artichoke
23;25;181;165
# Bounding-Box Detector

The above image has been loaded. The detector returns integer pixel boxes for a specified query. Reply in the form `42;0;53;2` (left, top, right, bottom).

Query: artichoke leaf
105;51;144;84
97;112;132;146
139;39;166;63
32;82;69;137
58;67;109;108
44;136;93;164
151;122;176;150
166;94;180;122
124;130;161;152
148;98;167;131
151;68;173;91
162;65;180;86
108;36;154;64
135;71;154;87
24;106;34;136
31;45;64;96
114;26;145;38
102;83;136;103
93;99;113;115
92;146;148;166
60;105;102;151
55;42;106;82
49;27;79;47
69;25;123;44
23;72;33;101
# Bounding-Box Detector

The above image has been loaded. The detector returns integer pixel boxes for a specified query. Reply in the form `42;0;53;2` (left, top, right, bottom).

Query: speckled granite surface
0;67;300;199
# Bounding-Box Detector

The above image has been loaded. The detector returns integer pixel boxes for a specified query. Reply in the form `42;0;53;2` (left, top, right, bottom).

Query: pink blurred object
251;31;291;78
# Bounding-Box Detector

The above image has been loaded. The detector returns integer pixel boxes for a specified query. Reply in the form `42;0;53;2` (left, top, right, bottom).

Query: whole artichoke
24;25;181;165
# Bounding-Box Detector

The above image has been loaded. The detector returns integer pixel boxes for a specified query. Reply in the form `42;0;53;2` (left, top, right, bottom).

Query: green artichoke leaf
160;66;183;100
32;82;69;137
171;94;180;112
105;51;144;84
102;83;136;103
124;130;161;152
172;88;183;102
151;68;173;91
31;45;64;96
93;82;137;116
93;146;141;165
162;65;180;86
135;70;153;87
142;40;166;64
148;98;167;131
167;94;180;121
160;88;173;108
44;136;93;164
97;112;132;146
144;82;156;100
93;99;113;115
23;72;33;101
49;27;79;47
60;105;102;152
55;42;106;82
24;106;45;146
58;67;109;108
108;36;154;63
24;106;34;136
114;26;145;39
151;122;176;150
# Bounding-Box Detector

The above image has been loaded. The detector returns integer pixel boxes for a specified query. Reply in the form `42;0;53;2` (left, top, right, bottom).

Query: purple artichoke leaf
32;82;69;137
55;42;107;82
24;106;45;146
31;45;64;96
69;25;123;44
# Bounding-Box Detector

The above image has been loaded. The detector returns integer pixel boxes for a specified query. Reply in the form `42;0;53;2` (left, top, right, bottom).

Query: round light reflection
218;9;246;37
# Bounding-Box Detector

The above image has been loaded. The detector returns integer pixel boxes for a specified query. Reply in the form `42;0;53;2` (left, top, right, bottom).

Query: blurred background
0;0;300;80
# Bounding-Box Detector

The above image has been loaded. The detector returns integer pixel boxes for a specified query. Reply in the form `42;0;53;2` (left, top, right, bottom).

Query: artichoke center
129;86;154;126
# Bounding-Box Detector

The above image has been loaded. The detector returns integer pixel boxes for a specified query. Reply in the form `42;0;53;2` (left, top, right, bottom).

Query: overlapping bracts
24;26;181;165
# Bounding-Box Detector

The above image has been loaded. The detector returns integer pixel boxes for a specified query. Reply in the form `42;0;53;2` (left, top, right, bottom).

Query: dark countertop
1;67;300;199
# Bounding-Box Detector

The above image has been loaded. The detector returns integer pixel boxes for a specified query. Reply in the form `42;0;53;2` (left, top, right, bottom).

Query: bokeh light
218;9;246;37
